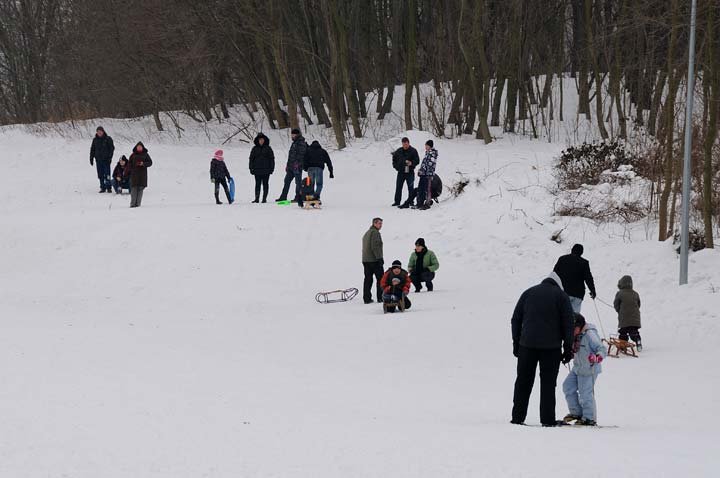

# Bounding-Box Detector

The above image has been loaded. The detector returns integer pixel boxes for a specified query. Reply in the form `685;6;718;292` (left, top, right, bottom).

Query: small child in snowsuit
380;260;412;312
562;313;605;426
210;149;233;205
111;155;131;194
614;275;642;350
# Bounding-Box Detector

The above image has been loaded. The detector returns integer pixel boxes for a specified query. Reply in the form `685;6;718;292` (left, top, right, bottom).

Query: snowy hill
1;119;719;477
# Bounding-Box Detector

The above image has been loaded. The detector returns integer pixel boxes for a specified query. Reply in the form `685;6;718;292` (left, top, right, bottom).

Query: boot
563;414;581;423
252;198;259;203
576;418;597;426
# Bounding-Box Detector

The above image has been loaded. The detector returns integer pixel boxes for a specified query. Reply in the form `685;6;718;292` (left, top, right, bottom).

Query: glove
90;158;94;166
590;291;597;299
391;278;401;285
250;170;255;175
211;178;215;183
330;173;334;178
513;342;519;358
588;354;603;364
562;349;574;364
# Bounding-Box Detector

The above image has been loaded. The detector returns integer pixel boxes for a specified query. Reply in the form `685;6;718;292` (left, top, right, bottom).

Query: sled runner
228;177;235;202
604;336;638;358
276;200;292;205
303;200;322;209
315;288;359;304
382;298;405;314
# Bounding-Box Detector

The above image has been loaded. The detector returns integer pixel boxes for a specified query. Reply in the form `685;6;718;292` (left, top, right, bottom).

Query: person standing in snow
249;133;274;203
362;217;384;304
511;272;575;427
414;140;438;210
562;313;606;426
380;260;412;311
111;155;131;194
210;149;233;205
391;137;420;208
89;126;115;193
276;128;307;205
553;244;597;313
614;275;642;350
408;238;439;292
303;140;334;202
125;142;152;208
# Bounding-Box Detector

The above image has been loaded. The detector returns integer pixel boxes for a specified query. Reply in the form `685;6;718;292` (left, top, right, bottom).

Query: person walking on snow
249;133;274;203
511;271;575;427
414;140;438;210
408;237;439;292
380;260;412;311
553;244;597;313
210;149;233;205
562;313;606;426
391;137;420;208
303;140;334;202
361;217;384;304
90;126;115;193
276;128;307;205
614;275;642;350
111;155;131;194
125;142;152;208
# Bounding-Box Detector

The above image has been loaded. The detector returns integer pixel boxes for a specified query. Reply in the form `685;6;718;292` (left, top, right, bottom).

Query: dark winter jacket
614;275;641;329
418;148;438;176
553;253;596;300
249;133;275;176
511;276;575;350
90;128;115;164
303;141;334;175
392;145;420;173
286;135;307;174
210;158;231;181
380;268;412;295
125;142;153;188
112;158;130;187
362;226;383;263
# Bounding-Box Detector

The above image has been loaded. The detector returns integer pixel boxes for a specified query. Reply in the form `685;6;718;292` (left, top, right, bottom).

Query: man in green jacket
408;237;439;292
362;217;384;304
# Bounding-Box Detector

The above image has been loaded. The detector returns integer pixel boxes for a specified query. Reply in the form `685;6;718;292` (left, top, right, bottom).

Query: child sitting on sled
562;313;605;426
380;260;412;312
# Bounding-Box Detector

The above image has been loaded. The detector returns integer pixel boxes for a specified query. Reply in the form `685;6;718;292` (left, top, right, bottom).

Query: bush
555;140;641;190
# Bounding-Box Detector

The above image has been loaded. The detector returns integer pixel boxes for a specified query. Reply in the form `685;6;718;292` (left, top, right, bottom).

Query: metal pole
680;0;698;286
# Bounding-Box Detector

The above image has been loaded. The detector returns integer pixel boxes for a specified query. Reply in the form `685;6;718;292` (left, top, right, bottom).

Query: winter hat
96;126;105;132
392;260;402;268
213;149;224;161
291;128;301;135
547;271;564;291
415;237;426;247
571;244;584;255
425;140;434;148
119;155;127;162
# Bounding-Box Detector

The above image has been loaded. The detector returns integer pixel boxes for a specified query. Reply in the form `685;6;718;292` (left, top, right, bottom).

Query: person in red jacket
380;260;412;312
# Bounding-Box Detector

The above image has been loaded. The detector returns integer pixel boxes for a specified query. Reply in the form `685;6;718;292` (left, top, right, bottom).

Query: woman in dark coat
125;142;153;207
248;133;275;203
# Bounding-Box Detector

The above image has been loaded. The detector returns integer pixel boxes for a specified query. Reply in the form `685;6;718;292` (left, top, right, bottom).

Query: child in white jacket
563;313;606;426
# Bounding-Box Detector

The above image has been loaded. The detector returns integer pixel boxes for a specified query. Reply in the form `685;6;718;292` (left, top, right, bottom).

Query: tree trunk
703;5;718;248
404;0;417;130
491;75;505;127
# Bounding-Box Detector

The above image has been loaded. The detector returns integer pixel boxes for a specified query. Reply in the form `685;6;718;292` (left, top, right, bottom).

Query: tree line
0;0;718;243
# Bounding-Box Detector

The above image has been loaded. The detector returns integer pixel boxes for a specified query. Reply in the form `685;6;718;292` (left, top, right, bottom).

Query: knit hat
391;260;402;268
291;128;301;135
415;237;426;247
425;140;434;148
571;244;584;255
213;149;224;161
119;155;127;162
96;126;105;132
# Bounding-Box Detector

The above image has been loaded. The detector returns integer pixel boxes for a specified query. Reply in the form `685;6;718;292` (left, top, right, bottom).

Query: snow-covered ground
1;117;719;477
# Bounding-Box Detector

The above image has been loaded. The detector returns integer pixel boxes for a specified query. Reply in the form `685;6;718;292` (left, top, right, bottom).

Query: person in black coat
89;126;115;193
553;244;597;313
210;149;233;205
249;133;275;203
303;140;334;201
276;128;307;204
391;137;420;207
510;272;575;427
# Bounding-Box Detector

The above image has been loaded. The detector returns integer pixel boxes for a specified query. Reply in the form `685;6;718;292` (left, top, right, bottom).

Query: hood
618;275;633;290
582;323;599;335
310;140;321;148
133;141;148;153
544;271;564;290
254;133;270;147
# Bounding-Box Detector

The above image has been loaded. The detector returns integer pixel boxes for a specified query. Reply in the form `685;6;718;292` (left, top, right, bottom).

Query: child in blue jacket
562;313;606;426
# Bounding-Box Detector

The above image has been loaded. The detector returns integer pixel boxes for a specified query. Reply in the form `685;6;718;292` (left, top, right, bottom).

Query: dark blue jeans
112;178;130;193
96;160;111;190
394;171;415;204
279;170;302;201
308;167;324;198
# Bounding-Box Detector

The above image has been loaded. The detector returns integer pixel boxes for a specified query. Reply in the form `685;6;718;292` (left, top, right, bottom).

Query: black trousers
618;326;641;343
254;174;270;201
214;177;231;203
512;346;562;425
394;171;415;204
411;271;435;291
362;261;384;302
279;170;301;201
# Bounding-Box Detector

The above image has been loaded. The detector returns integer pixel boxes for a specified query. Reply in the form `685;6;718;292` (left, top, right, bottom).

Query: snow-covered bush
555;140;641;190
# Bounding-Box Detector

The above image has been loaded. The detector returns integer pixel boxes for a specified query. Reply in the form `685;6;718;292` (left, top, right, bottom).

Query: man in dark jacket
361;217;384;304
276;128;307;205
553;244;597;313
89;126;115;193
391;137;420;207
303;140;334;201
249;133;275;203
511;272;575;427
